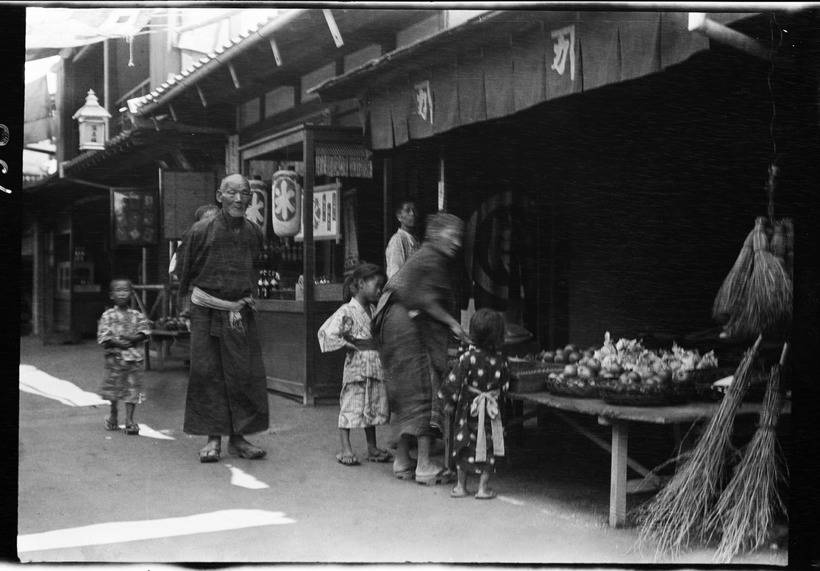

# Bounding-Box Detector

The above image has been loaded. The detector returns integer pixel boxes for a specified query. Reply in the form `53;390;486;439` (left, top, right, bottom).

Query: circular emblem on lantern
271;170;302;236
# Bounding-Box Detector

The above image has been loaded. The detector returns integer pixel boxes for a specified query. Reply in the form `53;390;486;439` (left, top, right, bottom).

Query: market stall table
506;391;791;528
145;329;189;371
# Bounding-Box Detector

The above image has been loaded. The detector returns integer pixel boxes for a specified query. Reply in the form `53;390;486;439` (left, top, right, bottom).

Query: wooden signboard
112;188;158;245
295;182;341;242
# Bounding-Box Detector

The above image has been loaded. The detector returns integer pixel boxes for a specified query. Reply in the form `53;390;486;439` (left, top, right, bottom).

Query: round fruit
673;369;691;383
619;372;631;384
577;365;593;380
608;364;624;376
668;359;682;371
627;371;642;384
568;351;580;363
542;351;555;362
583;349;594;359
554;351;566;364
587;358;601;373
564;344;577;353
563;364;578;377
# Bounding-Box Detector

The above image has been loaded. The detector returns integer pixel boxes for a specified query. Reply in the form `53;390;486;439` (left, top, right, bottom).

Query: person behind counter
176;174;269;463
439;308;510;500
385;200;420;280
372;212;470;485
97;278;152;436
318;262;392;466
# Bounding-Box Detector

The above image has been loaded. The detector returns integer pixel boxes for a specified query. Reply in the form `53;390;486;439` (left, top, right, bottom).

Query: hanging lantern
271;170;301;237
71;89;111;151
245;178;268;237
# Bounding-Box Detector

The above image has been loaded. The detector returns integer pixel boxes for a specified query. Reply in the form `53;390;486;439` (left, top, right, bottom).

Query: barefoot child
318;263;392;466
438;308;510;499
97;279;152;435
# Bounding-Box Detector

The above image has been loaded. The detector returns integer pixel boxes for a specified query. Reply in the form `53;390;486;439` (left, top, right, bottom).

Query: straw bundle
636;335;762;559
712;227;756;322
725;218;792;340
706;343;788;563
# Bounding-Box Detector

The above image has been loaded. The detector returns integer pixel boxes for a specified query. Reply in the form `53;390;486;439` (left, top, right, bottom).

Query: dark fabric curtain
457;49;487;125
433;61;459;135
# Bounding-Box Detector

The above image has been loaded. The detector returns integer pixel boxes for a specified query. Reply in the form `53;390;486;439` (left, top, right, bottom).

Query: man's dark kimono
177;209;268;435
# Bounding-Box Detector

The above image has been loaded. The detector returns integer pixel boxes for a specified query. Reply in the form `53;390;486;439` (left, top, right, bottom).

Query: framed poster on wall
111;188;158;246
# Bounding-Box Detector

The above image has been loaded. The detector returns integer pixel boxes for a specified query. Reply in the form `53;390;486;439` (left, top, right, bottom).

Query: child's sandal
124;423;140;435
104;417;119;431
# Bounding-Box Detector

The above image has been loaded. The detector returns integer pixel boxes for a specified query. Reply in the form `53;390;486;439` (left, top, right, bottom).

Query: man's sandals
228;440;266;460
199;441;221;463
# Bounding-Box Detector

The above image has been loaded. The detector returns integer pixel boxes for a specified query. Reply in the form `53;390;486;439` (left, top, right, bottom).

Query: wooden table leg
609;420;628;528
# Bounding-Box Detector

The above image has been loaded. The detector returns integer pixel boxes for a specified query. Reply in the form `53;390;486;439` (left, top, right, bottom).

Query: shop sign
414;80;433;124
225;134;240;174
295;182;341;242
112;188;158;245
550;25;576;81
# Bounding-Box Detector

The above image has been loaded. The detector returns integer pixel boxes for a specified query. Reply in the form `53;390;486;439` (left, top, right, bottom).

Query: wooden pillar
382;156;392;251
609;420;628;528
302;129;316;406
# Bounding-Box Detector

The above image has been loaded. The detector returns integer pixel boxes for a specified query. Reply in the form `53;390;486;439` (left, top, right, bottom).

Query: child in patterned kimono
318;263;392;466
438;308;510;499
97;279;152;435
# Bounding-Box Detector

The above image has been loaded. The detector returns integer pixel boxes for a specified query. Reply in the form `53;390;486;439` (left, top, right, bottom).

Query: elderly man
177;174;269;463
385;200;420;280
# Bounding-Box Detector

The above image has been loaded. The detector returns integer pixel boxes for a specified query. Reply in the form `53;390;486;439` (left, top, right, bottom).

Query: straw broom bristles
636;335;762;560
713;226;756;322
705;343;788;563
725;218;792;340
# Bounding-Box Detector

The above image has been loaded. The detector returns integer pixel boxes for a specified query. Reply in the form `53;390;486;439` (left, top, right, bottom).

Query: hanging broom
706;343;789;563
724;217;792;340
782;218;794;282
636;335;763;560
712;225;756;323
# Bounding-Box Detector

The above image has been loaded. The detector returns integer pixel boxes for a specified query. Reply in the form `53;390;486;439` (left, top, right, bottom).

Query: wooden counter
255;299;345;404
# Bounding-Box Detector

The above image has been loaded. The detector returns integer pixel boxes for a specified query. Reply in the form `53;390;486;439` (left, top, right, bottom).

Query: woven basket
598;380;690;407
544;377;600;398
509;360;562;393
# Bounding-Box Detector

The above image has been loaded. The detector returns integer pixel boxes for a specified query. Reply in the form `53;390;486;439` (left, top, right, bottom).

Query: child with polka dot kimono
438;308;510;499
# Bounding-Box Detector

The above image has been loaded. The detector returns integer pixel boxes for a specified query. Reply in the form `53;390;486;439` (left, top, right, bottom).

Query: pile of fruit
153;316;190;332
533;334;720;404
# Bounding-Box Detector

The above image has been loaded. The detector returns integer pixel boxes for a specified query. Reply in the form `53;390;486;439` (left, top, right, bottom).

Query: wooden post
382;157;392;251
32;221;41;336
609;420;628;528
302;129;316;406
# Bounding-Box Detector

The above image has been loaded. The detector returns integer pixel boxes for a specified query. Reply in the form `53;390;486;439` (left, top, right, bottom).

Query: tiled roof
131;13;288;116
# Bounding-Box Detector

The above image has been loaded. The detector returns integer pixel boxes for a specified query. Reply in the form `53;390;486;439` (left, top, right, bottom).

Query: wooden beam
196;84;208;108
322;9;344;48
269;37;282;66
227;62;241;90
168;104;178;122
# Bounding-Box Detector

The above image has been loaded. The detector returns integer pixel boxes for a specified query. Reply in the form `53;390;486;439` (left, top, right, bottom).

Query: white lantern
72;89;111;151
271;170;301;237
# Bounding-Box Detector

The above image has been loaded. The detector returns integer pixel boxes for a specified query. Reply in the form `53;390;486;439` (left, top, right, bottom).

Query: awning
310;10;761;150
24;76;54;145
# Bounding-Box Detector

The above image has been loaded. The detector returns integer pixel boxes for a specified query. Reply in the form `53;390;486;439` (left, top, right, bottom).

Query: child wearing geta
318;263;392;466
438;308;510;499
97;279;152;435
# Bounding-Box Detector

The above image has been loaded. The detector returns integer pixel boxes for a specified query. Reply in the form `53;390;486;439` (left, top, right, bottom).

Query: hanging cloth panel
389;81;410;147
24;75;53;145
660;12;710;69
406;70;435;141
545;16;583;101
618;12;662;82
511;23;546;113
369;89;394;150
579;13;621;91
483;43;514;120
457;49;487;125
432;61;459;135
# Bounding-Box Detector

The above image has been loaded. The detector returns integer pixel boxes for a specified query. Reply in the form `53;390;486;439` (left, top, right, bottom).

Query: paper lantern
271;170;301;237
245;179;268;236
